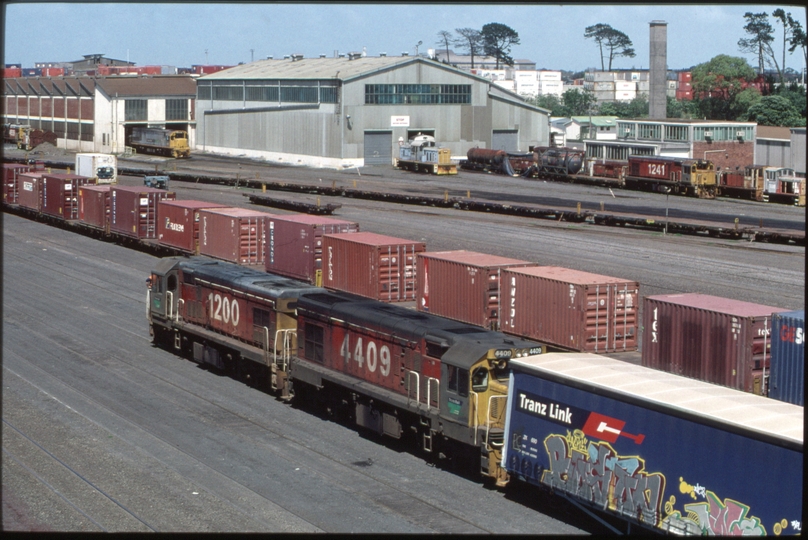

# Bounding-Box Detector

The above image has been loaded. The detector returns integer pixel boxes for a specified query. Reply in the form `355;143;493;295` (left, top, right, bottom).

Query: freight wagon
768;310;804;405
502;352;803;535
129;127;190;158
641;293;788;395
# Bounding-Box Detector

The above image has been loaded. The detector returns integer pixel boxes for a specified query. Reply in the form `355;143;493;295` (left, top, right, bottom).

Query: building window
166;99;188;121
664;125;689;141
364;84;471;105
280;86;318;103
125;99;147;121
213;85;244;101
198;85;211;100
637;124;661;140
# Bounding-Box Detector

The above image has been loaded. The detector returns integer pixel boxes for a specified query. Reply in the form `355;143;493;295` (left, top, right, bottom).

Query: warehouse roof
200;55;471;82
2;75;197;98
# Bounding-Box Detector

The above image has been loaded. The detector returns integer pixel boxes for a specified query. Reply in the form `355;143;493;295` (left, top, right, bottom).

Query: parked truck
75;153;117;184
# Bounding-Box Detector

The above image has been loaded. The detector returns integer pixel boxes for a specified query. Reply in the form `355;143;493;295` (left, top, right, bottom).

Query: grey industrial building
195;55;550;168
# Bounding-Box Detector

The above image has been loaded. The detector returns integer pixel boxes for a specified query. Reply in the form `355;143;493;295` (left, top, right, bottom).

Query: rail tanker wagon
768;310;804;405
3;163;30;204
502;352;804;535
198;207;277;265
416;250;535;330
641;293;789;395
110;186;176;239
78;185;111;231
75;153;117;184
500;266;639;353
157;200;230;254
321;232;426;302
265;214;360;285
40;173;95;220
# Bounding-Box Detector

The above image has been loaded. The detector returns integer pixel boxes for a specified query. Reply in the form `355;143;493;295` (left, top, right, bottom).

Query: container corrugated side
416;250;535;330
16;171;47;211
265;214;360;284
78;185;111;230
157;200;230;253
641;293;789;394
199;207;277;265
3;163;30;204
500;266;639;352
322;232;425;302
769;310;804;405
41;173;94;220
110;186;176;239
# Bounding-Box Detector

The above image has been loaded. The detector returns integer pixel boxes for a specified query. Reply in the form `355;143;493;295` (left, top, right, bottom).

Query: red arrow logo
582;412;645;444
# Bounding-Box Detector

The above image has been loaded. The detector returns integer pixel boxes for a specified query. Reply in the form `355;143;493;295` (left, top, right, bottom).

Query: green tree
436;30;453;64
665;96;699;119
691;55;757;120
776;84;807;117
584;24;636;70
738;12;776;75
562;88;597;116
787;18;807;69
454;28;483;69
481;23;520;69
528;94;566;116
745;95;804;126
772;9;796;84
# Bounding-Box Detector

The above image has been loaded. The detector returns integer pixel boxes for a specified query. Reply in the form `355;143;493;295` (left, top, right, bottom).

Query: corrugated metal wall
790;129;805;174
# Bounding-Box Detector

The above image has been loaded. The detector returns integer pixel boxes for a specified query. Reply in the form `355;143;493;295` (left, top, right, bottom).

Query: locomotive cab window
471;367;489;392
166;274;177;293
447;365;469;397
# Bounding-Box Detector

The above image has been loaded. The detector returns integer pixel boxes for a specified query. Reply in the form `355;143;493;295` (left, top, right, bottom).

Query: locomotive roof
177;258;323;300
297;290;542;368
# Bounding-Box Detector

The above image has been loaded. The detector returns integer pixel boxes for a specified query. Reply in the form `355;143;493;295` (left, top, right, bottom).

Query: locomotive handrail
175;299;184;322
261;326;270;365
406;371;419;406
166;291;174;320
274;329;296;372
486;395;508;449
471;391;479;445
427;377;439;413
146;290;151;322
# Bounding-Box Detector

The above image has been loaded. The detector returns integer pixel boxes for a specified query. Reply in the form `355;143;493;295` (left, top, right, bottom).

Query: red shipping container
678;71;692;82
198;207;275;265
3;163;30;204
2;68;22;78
110;186;176;239
157;200;230;254
79;185;111;230
16;171;48;211
265;214;360;284
41;173;94;220
322;232;426;302
500;266;639;353
642;293;789;395
416;250;535;330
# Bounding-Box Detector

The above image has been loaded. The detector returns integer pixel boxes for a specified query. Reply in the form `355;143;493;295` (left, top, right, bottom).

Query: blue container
503;353;803;535
769;310;804;405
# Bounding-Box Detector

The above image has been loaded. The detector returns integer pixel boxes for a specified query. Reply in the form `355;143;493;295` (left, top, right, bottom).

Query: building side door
364;130;393;166
492;129;518;152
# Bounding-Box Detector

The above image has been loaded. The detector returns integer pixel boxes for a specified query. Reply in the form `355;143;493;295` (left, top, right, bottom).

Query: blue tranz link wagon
502;352;803;536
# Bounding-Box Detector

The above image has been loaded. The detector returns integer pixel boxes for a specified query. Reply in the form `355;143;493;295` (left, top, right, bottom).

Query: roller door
364;131;393;165
492;129;518;151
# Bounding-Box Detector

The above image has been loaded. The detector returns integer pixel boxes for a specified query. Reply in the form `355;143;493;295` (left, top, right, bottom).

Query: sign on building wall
391;116;410;127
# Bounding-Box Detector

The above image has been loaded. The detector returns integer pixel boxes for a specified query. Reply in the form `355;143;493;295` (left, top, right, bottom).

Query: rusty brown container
110;185;176;239
322;232;426;302
642;293;790;395
500;266;639;353
416;250;535;330
3;163;30;204
157;199;230;254
41;173;94;220
265;214;360;284
78;185;111;230
16;171;48;211
198;207;276;265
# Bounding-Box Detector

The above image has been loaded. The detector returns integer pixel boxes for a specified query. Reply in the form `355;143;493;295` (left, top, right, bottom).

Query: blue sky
3;3;806;73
